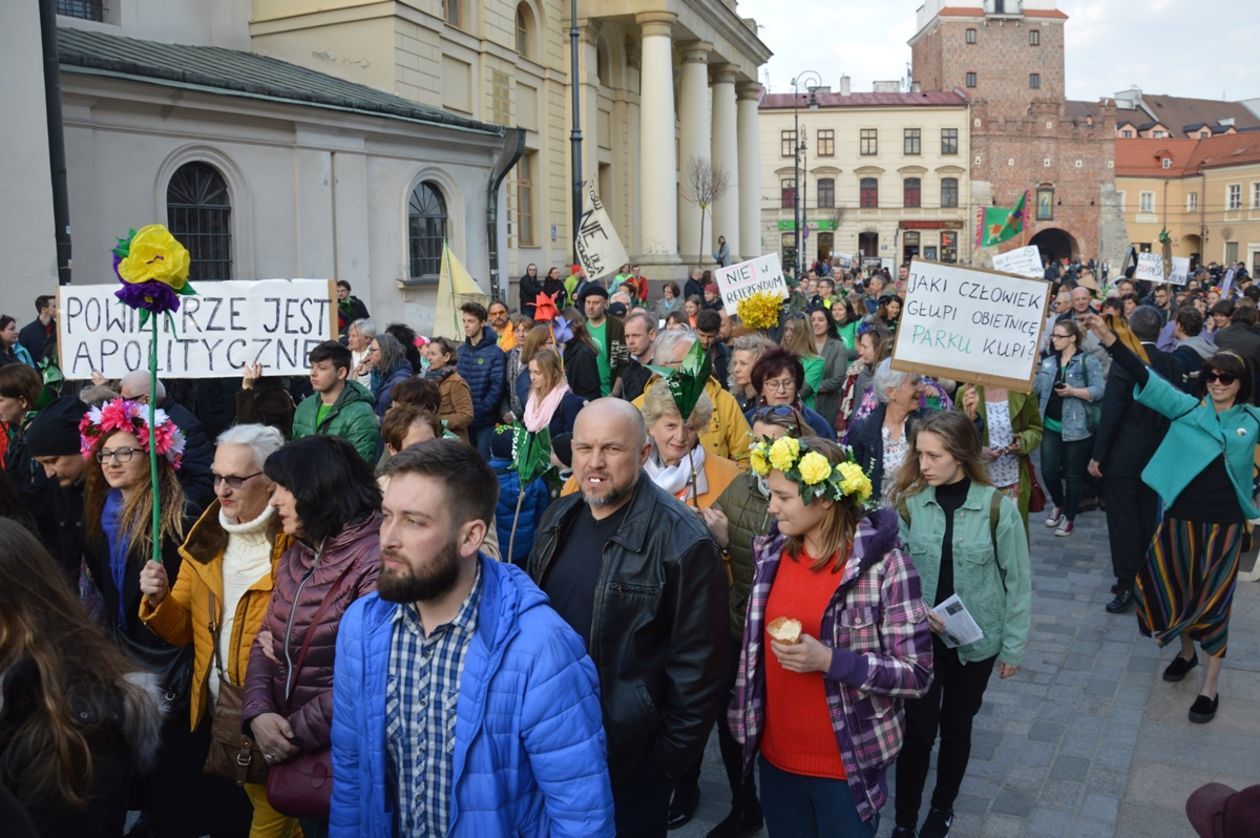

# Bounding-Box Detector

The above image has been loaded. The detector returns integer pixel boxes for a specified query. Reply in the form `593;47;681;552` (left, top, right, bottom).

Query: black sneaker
667;783;700;830
1162;652;1199;682
920;807;955;838
1189;694;1219;724
705;802;763;838
890;827;917;838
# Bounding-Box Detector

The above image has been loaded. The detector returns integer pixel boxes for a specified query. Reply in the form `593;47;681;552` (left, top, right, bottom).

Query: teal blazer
1135;372;1260;519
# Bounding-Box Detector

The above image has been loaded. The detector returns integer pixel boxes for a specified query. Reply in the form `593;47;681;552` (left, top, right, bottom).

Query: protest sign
59;279;335;379
714;253;789;315
1135;252;1166;283
892;259;1051;393
992;245;1044;279
574;180;629;281
1168;256;1190;286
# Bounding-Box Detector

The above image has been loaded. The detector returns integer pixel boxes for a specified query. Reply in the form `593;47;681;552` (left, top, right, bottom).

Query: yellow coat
139;501;289;730
631;376;751;468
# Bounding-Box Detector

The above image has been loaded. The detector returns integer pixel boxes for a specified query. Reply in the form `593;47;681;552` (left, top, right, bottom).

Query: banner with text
892;260;1051;393
1135;252;1189;286
992;245;1044;279
575;181;629;281
58;279;336;380
714;253;789;315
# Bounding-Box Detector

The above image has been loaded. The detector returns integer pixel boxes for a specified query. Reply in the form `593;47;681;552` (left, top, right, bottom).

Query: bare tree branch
680;155;731;267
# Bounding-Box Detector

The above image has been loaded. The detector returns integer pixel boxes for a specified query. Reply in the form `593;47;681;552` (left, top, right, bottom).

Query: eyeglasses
1051;333;1072;340
213;471;263;489
1204;371;1238;385
763;378;796;393
96;447;140;464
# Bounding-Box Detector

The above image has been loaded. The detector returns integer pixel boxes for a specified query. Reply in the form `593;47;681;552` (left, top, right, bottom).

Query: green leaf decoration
178;282;198;297
138;309;151;329
512;423;553;485
112;229;137;260
667;339;712;422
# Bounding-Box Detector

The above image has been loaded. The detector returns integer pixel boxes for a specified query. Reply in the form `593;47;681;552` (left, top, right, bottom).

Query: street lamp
791;70;822;279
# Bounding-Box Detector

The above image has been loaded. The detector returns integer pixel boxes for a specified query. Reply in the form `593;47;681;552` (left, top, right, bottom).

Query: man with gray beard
529;399;727;837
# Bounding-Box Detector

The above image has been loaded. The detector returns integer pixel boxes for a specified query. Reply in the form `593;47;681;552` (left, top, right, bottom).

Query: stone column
737;82;763;263
676;40;712;267
710;64;740;261
636;11;679;263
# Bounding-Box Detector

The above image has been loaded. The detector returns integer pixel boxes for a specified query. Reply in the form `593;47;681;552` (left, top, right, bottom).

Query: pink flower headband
79;398;186;470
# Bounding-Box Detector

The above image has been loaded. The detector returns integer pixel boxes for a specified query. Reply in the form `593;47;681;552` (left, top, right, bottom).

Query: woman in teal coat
890;411;1031;838
1085;313;1260;724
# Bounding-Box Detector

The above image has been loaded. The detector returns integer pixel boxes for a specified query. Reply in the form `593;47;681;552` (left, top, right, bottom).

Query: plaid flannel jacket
727;507;933;823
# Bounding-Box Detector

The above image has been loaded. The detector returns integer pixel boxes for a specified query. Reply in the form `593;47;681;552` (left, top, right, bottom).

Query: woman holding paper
889;411;1030;838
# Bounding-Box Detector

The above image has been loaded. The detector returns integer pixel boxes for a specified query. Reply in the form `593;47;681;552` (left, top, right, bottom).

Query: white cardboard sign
714;253;789;315
892;259;1051;393
58;279;336;379
992;245;1044;279
1135;252;1165;283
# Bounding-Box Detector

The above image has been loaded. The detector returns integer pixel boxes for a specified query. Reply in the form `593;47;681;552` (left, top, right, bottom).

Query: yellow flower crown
749;435;873;505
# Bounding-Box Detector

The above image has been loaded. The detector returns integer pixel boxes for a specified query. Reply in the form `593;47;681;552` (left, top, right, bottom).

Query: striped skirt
1135;516;1244;658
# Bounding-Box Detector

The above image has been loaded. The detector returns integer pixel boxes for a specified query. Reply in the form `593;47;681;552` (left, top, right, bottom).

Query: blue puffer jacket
458;327;506;429
370;364;414;419
330;556;614;838
491;458;552;565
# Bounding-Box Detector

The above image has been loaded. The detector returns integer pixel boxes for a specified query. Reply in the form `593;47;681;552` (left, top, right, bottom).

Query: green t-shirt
316;401;333;430
588;319;612;396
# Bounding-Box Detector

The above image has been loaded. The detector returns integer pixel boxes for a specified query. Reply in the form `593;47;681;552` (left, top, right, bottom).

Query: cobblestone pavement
676;507;1260;838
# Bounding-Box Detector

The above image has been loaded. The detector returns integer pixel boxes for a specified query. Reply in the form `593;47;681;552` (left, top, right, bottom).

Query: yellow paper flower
735;291;783;331
798;451;831;485
117;224;191;289
768;435;800;472
837;461;871;501
749;445;770;476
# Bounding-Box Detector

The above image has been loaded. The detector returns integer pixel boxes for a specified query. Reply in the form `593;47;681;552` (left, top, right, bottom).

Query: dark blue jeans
758;755;877;837
1038;429;1092;522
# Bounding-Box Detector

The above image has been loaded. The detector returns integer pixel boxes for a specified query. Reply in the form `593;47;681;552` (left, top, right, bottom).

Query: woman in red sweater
729;436;933;836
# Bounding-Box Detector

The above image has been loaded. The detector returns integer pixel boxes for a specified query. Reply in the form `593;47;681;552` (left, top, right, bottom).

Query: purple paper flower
552;315;574;344
115;280;181;314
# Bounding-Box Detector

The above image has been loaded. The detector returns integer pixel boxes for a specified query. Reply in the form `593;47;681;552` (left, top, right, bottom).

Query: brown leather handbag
203;591;268;786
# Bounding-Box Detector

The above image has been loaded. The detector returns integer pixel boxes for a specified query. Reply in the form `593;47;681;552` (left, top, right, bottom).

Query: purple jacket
728;507;932;823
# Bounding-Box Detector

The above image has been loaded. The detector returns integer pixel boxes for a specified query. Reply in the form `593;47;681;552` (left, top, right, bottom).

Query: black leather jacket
529;477;728;785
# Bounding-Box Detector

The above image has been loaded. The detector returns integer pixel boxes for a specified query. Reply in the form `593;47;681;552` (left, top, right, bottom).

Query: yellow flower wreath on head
768;435;800;472
797;451;832;485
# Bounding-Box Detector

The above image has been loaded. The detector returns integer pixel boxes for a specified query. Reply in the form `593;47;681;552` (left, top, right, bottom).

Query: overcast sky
738;0;1257;103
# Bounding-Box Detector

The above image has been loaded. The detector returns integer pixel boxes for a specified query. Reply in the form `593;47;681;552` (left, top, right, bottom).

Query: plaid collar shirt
727;509;932;824
386;564;483;837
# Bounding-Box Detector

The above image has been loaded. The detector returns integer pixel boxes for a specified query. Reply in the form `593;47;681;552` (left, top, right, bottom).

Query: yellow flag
433;241;489;339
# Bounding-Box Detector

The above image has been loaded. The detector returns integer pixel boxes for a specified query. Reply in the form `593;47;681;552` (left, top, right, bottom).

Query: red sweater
761;548;847;779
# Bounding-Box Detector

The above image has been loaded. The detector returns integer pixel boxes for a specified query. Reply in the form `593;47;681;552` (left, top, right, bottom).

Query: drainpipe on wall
487;127;525;302
40;0;72;285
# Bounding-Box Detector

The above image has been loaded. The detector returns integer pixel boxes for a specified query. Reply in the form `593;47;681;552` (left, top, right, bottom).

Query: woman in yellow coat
138;424;297;838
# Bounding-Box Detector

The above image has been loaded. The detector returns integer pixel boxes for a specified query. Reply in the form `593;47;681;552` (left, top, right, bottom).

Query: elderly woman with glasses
745;347;836;441
846;358;936;502
640;382;740;508
1034;318;1104;538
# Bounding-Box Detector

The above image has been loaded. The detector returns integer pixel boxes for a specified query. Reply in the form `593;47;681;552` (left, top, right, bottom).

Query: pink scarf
524;384;570;432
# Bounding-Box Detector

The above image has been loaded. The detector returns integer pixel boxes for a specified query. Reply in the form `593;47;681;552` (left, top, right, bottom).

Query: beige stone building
758;83;973;272
252;0;772;302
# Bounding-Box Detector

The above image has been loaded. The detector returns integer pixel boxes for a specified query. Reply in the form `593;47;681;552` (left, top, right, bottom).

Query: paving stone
1049;754;1091;781
991;788;1035;817
1028;721;1065;743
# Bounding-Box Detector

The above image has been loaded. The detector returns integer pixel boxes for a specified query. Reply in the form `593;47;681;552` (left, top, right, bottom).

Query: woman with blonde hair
728;334;776;413
640;383;739;508
728;436;931;835
780;313;824;411
524;348;586;438
889;411;1030;838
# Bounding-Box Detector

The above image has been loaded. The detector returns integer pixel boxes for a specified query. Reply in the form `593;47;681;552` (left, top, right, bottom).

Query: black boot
667;782;700;830
705;800;763;838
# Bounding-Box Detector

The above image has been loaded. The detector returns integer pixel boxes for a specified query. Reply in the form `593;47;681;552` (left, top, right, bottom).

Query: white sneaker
1044;507;1064;528
1055;521;1075;537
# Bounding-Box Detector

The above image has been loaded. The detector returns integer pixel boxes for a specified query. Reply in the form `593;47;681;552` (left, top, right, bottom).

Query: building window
1122;129;1134;138
965;28;977;44
57;0;103;20
904;128;921;156
902;231;920;264
903;178;921;208
166;162;232;282
1225;242;1239;263
1036;187;1054;220
408;181;447;279
860;177;879;209
781;130;797;158
1117;191;1126;211
516;152;535;246
860;128;878;156
515;4;533;58
1161;157;1172;169
1139;191;1155;213
1186;192;1198;211
780;179;797;209
1029;73;1041;89
1228;184;1242;210
965;72;977;88
1253;182;1260;208
817;178;835;208
941;128;959;155
817;129;835;157
941;232;958;263
443;0;462;27
1029;29;1041;46
941;177;959;208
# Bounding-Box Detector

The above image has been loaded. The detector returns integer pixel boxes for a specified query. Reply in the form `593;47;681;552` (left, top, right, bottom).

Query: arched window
166;161;232;281
408;181;447;279
596;40;610;87
817;178;835;208
515;4;533;58
860;177;879;209
903;178;921;208
941;177;959;208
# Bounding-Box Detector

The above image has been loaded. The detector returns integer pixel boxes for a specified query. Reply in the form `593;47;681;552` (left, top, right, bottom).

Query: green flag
979;192;1027;248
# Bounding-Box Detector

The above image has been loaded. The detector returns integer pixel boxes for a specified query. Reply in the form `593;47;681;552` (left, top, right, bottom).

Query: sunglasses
1204;371;1238;385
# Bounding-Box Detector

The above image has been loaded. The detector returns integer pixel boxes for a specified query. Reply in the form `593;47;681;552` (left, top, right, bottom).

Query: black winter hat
25;395;89;457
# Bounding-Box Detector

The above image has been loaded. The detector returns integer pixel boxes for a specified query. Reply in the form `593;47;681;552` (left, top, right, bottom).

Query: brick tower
910;0;1127;269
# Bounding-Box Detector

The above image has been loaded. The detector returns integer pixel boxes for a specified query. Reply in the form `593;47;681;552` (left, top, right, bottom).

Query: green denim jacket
897;482;1032;666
